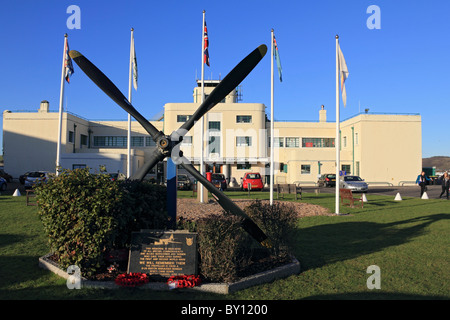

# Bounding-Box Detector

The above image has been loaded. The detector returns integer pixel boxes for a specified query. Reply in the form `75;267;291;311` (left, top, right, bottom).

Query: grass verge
0;191;448;300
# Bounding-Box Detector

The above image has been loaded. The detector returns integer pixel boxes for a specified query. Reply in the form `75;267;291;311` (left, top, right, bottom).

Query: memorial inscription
128;230;197;278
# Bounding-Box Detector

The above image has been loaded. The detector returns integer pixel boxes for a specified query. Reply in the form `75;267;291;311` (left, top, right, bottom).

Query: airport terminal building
2;80;422;186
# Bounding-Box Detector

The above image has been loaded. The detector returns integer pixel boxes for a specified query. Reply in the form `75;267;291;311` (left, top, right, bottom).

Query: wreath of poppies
115;272;149;287
167;275;201;288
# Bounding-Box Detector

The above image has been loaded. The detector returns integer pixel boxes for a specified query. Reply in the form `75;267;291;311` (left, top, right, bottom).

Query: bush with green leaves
34;168;167;278
243;200;297;257
178;200;297;283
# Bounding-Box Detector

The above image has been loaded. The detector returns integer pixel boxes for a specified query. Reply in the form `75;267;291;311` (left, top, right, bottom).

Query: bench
276;184;302;200
26;189;37;206
339;188;363;208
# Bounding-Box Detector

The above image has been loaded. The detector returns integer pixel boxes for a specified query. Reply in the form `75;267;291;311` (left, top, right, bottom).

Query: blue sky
1;0;449;158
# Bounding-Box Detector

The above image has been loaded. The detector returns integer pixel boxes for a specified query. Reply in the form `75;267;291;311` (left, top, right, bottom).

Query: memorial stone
127;230;198;278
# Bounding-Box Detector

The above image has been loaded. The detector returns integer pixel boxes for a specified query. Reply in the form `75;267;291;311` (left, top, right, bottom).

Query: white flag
338;43;349;106
131;32;138;90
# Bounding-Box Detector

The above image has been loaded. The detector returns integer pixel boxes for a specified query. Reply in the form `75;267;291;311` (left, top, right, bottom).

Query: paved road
2;180;448;200
302;184;447;200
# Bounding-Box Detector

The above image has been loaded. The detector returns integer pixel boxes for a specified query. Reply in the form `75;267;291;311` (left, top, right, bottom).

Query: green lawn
0;191;448;300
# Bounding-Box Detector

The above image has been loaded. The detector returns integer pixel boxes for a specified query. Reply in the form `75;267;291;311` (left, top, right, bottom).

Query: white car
340;175;369;192
24;171;51;189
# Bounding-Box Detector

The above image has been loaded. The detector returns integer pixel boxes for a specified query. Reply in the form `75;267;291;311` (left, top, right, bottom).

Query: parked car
24;171;51;189
317;174;336;187
0;177;7;191
0;169;12;182
211;173;227;191
108;172;126;181
20;172;31;184
242;172;264;191
177;174;192;190
339;175;369;192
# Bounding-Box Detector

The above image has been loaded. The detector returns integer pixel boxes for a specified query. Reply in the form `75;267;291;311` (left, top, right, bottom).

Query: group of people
416;171;449;200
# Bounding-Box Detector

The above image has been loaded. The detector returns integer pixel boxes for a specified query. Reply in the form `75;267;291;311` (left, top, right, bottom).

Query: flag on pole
273;35;282;82
203;21;210;67
64;37;74;83
338;43;349;106
131;31;138;90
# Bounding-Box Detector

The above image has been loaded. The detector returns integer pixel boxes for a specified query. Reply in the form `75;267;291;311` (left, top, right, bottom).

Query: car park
242;172;264;191
24;171;51;189
211;173;227;191
177;174;192;190
339;175;369;192
0;177;7;191
0;169;13;182
19;172;31;184
108;172;126;181
317;174;336;187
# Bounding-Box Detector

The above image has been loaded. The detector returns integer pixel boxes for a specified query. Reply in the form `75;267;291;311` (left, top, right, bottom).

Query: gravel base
177;198;332;220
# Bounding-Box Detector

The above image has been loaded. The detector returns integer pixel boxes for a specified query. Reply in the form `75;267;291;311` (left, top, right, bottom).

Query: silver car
339;175;368;192
24;171;51;189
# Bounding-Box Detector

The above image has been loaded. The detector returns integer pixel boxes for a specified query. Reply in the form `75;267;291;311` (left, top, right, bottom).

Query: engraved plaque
127;230;197;278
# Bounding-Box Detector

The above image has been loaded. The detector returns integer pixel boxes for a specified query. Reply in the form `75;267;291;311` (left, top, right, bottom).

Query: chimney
319;105;327;122
39;100;49;113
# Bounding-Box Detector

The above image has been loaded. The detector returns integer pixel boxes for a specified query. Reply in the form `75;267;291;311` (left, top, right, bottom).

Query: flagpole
127;28;134;178
335;35;340;215
199;10;206;203
56;34;68;176
270;29;274;206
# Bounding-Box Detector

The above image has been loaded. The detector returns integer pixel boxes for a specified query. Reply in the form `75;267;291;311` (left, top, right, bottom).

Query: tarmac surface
2;180;448;200
301;184;447;200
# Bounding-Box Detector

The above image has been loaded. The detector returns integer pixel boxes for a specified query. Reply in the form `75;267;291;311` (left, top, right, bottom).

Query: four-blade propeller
69;45;270;247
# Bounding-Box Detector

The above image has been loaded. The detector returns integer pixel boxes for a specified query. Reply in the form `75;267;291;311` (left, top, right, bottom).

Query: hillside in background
423;156;450;171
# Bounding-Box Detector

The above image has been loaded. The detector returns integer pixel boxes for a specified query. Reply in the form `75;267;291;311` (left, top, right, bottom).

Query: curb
38;253;300;294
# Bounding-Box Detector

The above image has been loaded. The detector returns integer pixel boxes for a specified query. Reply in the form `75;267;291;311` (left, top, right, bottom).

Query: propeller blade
130;147;166;181
179;45;267;134
179;158;270;246
69;50;161;141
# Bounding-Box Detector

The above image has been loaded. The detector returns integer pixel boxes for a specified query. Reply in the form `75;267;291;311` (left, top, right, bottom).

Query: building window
274;137;284;147
80;134;88;146
342;165;351;175
285;137;299;148
131;136;144;147
72;164;86;169
68;131;74;143
301;165;311;174
302;138;335;148
237;162;251;170
177;115;191;122
208;121;221;131
355;133;359;145
181;136;192;145
208;136;220;154
93;136;127;147
145;137;156;147
343;136;347;148
236;115;252;123
236;136;252;146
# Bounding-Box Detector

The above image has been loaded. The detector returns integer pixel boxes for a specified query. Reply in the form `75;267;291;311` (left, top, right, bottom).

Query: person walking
416;171;431;197
439;172;449;200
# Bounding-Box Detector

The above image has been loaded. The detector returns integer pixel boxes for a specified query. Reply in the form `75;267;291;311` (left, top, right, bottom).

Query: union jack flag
64;37;74;83
204;21;210;67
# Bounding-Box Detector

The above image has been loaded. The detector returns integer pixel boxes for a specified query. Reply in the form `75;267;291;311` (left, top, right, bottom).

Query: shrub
179;200;297;283
243;200;297;257
34;168;167;278
195;213;252;283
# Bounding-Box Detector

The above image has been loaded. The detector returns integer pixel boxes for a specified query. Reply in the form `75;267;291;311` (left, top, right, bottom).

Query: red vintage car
242;172;264;191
